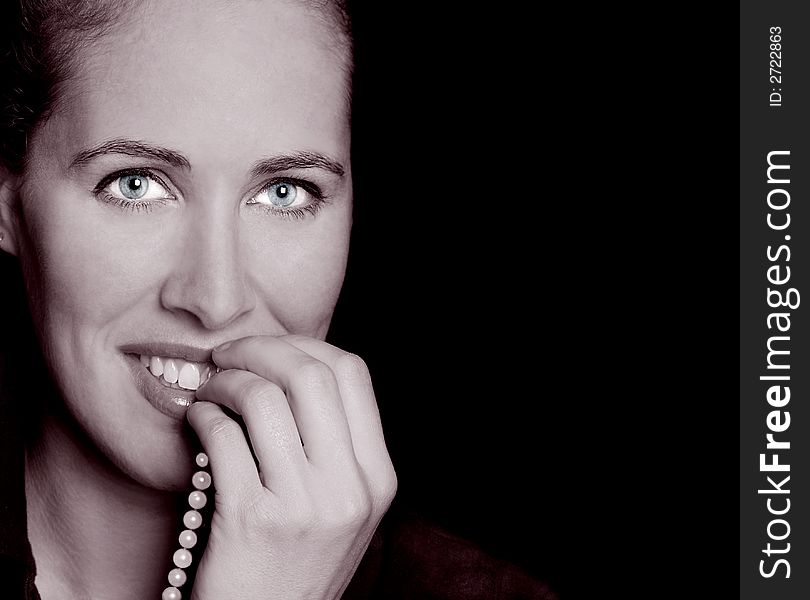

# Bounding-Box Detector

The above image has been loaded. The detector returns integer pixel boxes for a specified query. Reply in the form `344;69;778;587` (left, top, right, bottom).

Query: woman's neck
25;414;179;600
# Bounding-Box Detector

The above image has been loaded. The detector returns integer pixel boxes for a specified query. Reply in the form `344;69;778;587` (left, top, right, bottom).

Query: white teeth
163;359;179;384
139;353;214;390
178;363;201;390
149;356;164;377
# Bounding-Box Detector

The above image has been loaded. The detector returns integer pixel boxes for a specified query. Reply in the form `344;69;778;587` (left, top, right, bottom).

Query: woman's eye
248;181;309;209
104;173;173;202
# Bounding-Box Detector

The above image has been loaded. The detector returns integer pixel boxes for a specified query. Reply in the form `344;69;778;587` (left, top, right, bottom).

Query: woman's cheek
23;200;158;323
249;213;351;336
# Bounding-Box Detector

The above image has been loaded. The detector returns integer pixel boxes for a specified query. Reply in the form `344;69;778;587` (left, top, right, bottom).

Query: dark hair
0;1;127;174
0;0;353;176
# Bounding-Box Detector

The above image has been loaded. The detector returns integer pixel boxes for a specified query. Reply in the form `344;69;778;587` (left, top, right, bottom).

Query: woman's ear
0;169;20;257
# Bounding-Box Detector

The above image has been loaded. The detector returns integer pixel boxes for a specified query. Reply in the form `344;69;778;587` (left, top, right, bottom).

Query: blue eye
267;182;297;207
119;175;148;199
249;181;310;209
101;172;174;204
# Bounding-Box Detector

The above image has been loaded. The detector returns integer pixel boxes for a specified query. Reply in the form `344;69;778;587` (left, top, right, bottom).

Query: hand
186;334;397;599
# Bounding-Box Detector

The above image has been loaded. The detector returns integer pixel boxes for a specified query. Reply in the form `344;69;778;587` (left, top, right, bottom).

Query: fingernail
213;341;231;352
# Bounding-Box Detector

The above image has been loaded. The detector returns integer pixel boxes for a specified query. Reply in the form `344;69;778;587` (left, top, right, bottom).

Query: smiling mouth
137;354;218;391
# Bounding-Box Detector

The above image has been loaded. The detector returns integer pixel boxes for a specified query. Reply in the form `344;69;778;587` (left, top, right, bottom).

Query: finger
186;400;262;499
211;336;353;467
279;336;394;483
196;369;306;489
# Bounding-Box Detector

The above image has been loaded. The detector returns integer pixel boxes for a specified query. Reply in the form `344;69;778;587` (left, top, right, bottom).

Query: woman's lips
123;353;215;420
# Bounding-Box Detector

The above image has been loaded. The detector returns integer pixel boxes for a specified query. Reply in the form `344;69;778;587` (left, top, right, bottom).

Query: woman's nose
159;208;255;330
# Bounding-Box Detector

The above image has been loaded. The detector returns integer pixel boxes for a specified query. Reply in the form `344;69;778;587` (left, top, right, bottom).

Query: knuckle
238;378;279;406
229;490;279;537
235;379;287;426
372;465;399;508
205;416;240;440
343;491;373;524
294;357;334;391
335;353;369;381
325;489;371;530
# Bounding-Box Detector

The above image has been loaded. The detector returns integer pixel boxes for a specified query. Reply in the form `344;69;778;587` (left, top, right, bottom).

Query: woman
0;0;558;598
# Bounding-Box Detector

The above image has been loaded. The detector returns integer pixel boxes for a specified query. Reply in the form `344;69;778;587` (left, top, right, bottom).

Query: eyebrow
69;139;191;170
249;151;345;179
69;139;345;179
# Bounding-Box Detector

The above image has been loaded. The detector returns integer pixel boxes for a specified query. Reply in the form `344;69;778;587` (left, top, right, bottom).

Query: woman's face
8;0;352;489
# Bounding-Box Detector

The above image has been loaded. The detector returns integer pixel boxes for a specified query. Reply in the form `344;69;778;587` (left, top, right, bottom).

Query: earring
0;231;4;243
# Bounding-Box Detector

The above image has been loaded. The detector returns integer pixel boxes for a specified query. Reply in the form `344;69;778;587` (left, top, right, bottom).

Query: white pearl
162;586;181;600
183;510;202;529
192;471;211;490
173;548;192;568
188;490;207;509
196;452;209;467
168;567;187;587
179;529;197;549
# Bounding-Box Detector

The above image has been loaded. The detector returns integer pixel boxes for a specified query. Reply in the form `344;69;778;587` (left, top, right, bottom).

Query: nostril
159;275;255;330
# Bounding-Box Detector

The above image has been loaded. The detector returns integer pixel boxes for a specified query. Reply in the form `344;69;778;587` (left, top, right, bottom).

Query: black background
329;3;571;596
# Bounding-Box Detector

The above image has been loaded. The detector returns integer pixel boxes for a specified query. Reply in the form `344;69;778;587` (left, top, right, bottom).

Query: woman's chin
125;455;197;492
108;429;200;493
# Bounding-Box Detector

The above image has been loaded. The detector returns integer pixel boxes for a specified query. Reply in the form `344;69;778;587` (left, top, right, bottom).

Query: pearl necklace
162;452;212;600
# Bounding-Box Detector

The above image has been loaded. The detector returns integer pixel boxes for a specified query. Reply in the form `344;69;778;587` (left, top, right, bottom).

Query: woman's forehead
38;0;350;170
